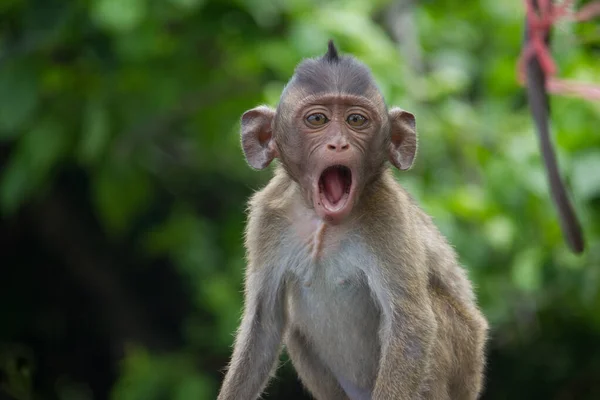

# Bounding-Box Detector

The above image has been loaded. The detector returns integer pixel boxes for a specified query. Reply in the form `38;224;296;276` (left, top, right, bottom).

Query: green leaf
93;162;152;235
0;118;67;214
168;0;206;11
484;215;515;251
111;348;215;400
79;97;111;164
448;184;489;221
511;249;543;293
92;0;147;32
22;118;69;175
110;347;168;400
173;375;212;400
0;61;39;137
0;156;30;215
572;151;600;200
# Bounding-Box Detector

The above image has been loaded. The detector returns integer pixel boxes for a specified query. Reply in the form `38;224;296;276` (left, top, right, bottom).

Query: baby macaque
217;41;488;400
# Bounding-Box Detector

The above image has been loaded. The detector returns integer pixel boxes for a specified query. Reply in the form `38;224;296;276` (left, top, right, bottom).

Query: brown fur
217;42;488;400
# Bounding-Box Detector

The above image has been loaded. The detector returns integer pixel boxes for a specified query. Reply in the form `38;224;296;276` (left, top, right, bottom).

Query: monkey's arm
217;268;286;400
371;277;437;400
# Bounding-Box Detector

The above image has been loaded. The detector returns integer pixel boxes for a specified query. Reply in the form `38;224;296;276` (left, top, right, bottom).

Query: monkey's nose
327;141;350;152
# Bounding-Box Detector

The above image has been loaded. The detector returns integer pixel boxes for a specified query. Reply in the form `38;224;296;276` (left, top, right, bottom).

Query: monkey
217;41;488;400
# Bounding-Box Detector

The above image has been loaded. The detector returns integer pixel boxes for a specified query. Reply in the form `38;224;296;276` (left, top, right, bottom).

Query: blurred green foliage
1;0;600;399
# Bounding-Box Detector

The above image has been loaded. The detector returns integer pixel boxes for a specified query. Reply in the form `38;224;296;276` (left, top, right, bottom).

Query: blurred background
1;0;600;399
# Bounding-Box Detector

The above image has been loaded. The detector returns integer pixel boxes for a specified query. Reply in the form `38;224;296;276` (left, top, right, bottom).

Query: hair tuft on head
324;39;340;63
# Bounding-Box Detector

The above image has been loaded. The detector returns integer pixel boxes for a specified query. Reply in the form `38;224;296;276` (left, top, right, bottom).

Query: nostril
327;142;349;152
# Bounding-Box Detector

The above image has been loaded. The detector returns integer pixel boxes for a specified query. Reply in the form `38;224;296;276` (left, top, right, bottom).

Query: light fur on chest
281;213;370;286
281;218;382;392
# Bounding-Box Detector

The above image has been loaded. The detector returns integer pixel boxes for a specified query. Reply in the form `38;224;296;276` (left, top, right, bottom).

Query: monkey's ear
241;106;279;170
388;107;418;170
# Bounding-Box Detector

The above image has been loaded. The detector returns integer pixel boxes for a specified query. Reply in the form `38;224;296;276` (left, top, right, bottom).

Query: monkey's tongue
320;166;351;206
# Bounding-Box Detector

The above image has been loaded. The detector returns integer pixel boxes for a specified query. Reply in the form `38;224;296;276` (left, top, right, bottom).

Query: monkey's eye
346;114;367;127
306;113;328;126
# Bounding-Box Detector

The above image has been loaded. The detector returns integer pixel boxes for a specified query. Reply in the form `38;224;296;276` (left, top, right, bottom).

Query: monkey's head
241;41;417;225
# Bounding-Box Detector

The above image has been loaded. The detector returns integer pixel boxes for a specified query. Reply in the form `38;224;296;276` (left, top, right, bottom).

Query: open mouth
318;165;353;211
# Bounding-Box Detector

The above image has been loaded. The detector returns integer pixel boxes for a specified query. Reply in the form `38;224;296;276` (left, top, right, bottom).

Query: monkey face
282;94;387;225
240;43;418;226
241;98;418;225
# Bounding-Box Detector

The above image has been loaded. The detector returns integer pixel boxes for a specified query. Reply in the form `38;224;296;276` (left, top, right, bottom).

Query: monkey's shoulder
243;170;301;265
246;169;297;223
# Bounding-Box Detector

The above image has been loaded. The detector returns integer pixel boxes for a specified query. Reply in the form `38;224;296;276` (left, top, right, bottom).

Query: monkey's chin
314;193;354;225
